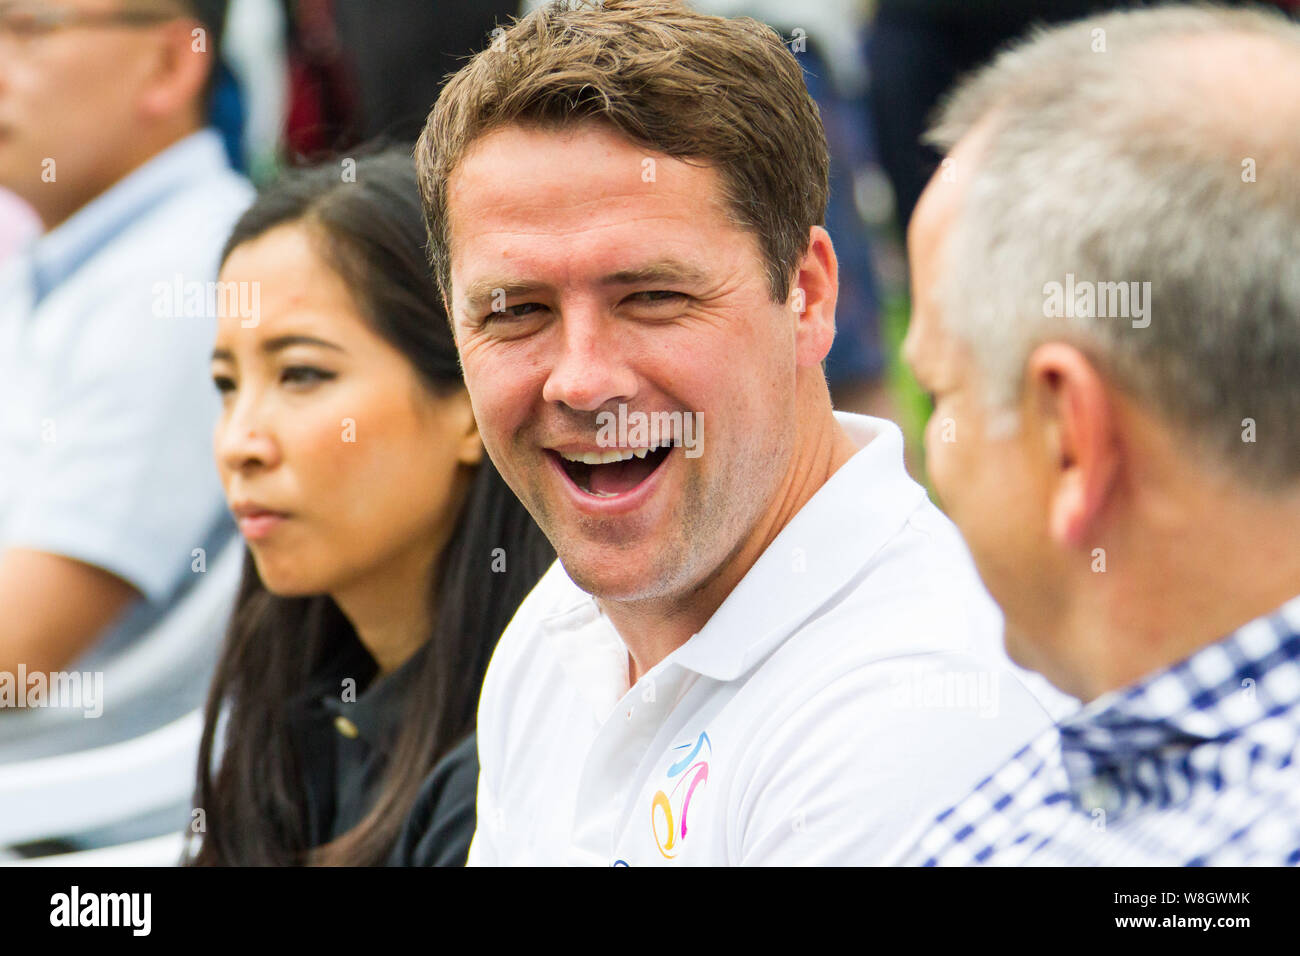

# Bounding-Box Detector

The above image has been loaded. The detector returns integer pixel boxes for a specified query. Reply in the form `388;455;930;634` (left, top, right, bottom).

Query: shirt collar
29;129;230;303
321;640;430;752
671;413;925;680
538;412;927;698
1057;593;1300;792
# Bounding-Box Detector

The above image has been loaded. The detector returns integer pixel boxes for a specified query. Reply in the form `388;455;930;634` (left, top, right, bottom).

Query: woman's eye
280;366;336;386
212;374;236;394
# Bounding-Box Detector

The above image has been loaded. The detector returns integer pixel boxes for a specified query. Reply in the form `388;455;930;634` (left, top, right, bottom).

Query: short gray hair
926;4;1300;488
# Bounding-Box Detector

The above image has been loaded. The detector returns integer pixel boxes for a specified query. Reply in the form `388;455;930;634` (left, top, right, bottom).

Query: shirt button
1079;780;1118;813
334;716;359;739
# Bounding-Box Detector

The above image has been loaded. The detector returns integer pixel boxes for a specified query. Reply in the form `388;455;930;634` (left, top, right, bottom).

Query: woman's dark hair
187;147;554;866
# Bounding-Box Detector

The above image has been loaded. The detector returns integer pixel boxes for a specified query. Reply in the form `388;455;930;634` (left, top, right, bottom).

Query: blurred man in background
894;5;1300;864
0;0;250;767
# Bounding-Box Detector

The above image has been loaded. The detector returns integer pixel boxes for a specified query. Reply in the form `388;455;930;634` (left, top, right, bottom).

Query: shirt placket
568;661;695;865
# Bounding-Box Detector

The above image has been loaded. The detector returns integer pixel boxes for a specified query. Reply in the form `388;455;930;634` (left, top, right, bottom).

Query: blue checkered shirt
899;595;1300;865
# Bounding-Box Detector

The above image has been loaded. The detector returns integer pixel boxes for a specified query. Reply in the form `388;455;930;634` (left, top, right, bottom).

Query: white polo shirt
468;412;1076;865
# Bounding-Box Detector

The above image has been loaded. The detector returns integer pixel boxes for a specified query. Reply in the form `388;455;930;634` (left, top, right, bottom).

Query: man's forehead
905;132;988;374
906;172;958;338
910;121;992;256
446;121;730;224
444;122;751;295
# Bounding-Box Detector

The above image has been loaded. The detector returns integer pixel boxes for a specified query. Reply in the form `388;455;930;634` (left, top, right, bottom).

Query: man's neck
1065;484;1300;702
601;403;858;684
34;124;201;232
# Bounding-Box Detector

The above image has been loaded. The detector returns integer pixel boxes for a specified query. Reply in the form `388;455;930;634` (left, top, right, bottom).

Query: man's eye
280;366;336;386
628;290;686;304
487;302;546;321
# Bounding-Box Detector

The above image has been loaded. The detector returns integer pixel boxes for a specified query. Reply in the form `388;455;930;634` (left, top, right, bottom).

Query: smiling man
891;5;1300;865
415;0;1072;865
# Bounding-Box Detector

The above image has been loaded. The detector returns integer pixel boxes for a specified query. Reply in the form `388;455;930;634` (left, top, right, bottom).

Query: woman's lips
231;504;291;540
238;512;287;540
241;512;289;541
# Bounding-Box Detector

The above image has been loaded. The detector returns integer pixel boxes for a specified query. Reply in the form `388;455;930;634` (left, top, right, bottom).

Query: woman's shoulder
388;732;480;867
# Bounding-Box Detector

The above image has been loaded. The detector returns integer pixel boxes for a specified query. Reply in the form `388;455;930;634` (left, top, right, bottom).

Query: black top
389;732;480;867
288;639;479;866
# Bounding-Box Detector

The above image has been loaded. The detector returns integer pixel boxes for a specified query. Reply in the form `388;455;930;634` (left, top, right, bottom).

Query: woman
188;149;553;865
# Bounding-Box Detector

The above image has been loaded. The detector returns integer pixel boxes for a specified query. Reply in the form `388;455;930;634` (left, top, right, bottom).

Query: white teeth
556;447;647;463
559;449;635;465
556;442;677;465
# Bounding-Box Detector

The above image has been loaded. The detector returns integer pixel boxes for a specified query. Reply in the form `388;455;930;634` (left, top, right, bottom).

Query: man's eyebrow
461;261;710;312
599;262;709;288
462;279;548;312
210;335;344;363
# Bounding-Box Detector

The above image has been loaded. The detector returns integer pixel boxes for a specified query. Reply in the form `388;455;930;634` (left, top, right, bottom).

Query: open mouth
552;443;674;498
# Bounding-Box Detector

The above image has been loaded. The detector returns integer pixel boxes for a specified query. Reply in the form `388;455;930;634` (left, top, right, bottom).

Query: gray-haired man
891;4;1300;865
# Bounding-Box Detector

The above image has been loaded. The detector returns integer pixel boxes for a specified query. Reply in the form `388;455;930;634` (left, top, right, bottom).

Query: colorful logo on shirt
651;731;711;860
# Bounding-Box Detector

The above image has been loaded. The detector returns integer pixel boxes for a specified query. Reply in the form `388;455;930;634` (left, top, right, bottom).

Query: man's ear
1025;343;1120;547
791;225;839;368
137;20;211;122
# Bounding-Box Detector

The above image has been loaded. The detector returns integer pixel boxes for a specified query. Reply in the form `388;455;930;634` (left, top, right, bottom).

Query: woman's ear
449;389;484;467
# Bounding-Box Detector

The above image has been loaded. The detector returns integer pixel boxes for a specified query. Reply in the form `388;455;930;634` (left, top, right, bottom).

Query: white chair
5;832;186;867
0;536;243;857
0;709;204;849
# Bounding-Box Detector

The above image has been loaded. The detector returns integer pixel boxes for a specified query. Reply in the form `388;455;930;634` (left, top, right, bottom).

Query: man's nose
541;307;639;413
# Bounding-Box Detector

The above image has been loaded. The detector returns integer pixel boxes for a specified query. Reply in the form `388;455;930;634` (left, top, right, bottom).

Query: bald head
918;4;1300;489
1116;29;1300;193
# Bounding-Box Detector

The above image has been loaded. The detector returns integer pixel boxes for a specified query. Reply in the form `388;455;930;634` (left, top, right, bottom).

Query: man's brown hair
415;0;828;307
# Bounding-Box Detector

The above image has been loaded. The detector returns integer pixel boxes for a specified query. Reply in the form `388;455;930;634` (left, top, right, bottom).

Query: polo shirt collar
671;413;925;681
30;128;230;303
538;413;927;703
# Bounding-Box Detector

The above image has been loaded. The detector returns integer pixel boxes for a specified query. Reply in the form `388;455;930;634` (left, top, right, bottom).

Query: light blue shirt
0;129;253;758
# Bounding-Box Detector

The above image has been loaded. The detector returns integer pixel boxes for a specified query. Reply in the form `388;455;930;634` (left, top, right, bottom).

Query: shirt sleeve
730;650;1058;865
4;273;227;603
391;733;481;867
